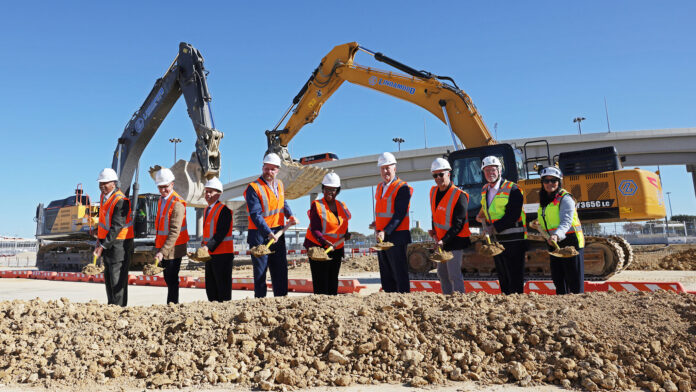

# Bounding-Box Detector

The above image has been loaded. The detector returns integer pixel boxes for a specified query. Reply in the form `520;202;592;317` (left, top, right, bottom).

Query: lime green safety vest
480;180;527;241
538;189;585;248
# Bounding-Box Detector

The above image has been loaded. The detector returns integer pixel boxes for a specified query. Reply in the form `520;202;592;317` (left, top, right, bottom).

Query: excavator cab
448;143;525;222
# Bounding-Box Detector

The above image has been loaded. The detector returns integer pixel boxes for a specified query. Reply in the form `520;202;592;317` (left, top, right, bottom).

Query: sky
1;1;695;238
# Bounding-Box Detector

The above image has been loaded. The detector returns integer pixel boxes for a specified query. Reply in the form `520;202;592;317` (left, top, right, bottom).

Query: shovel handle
325;246;334;254
92;254;98;265
266;221;295;247
551;240;561;251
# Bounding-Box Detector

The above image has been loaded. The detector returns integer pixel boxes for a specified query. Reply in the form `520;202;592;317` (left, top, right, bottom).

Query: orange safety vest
375;178;412;232
245;178;285;230
430;185;471;241
305;198;351;249
98;190;134;240
155;191;189;248
202;201;234;255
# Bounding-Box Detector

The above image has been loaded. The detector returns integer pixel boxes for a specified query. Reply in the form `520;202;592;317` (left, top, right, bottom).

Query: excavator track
609;235;634;270
278;160;330;200
407;234;631;281
36;241;95;272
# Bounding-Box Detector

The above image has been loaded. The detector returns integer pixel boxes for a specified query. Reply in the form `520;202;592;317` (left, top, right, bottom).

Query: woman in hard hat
537;166;585;294
428;158;470;294
304;172;352;295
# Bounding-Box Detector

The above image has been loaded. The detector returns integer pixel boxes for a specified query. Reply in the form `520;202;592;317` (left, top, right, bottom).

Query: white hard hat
430;158;451;172
97;168;118;183
155;168;175;186
204;177;224;192
540;166;563;180
321;172;341;187
377;152;397;167
481;155;502;170
263;153;282;167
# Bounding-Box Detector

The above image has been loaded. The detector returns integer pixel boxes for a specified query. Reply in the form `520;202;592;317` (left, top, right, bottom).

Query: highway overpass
222;127;696;199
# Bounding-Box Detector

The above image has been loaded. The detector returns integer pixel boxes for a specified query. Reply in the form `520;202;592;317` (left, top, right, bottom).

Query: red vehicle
299;152;338;165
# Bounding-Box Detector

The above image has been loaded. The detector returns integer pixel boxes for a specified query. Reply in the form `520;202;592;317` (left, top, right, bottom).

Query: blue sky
1;1;694;238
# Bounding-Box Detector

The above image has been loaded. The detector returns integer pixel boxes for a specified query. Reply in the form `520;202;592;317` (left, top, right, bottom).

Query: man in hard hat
153;168;189;304
428;158;470;294
371;152;413;293
200;177;234;302
304;172;352;295
93;168;134;306
476;156;527;294
244;153;298;298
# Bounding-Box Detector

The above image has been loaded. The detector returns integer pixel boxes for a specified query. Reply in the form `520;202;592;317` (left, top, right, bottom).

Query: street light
169;138;182;164
573;117;586;135
666;191;673;220
392;137;405;151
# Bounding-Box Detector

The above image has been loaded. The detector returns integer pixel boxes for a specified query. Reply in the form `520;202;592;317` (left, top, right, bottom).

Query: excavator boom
270;42;494;154
112;42;223;207
267;42;494;199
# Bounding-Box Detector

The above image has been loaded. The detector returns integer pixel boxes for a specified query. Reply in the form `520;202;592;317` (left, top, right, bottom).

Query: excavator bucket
277;160;330;200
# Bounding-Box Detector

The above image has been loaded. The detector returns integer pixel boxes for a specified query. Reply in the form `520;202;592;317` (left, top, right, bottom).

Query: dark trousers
493;240;526;295
378;242;410;293
309;249;343;295
162;257;182;304
103;239;132;306
251;235;288;298
205;253;234;302
551;248;585;294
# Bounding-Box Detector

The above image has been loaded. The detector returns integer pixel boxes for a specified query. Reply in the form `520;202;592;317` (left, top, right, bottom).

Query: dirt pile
341;254;379;273
629;245;696;271
81;264;103;276
1;291;695;391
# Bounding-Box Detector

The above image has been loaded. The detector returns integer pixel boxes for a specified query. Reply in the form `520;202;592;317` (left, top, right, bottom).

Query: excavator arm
267;42;495;161
112;42;223;208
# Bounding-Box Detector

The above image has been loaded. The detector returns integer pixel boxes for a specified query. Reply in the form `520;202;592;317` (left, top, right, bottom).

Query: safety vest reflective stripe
202;201;234;254
98;190;134;240
480;180;527;240
246;178;285;230
155;191;189;248
305;199;351;248
430;185;471;239
375;179;412;231
538;189;584;248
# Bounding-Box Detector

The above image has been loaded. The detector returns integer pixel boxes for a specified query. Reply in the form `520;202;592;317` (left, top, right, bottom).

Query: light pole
573;117;586;135
169;138;182;164
392;137;405;151
666;191;673;220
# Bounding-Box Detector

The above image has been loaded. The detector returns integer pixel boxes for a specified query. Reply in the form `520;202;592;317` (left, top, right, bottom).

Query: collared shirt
260;177;279;197
102;189;115;201
381;178;396;198
486;178;502;206
158;192;173;217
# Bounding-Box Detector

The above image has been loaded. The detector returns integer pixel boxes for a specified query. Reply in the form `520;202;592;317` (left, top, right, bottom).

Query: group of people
93;149;586;307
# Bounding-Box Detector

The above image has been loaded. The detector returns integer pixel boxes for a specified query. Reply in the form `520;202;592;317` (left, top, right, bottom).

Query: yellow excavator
266;42;666;280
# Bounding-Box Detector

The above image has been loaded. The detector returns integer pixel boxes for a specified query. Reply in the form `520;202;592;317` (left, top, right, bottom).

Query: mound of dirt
81;264;104;276
0;292;694;391
629;245;696;271
142;264;164;276
341;254;380;273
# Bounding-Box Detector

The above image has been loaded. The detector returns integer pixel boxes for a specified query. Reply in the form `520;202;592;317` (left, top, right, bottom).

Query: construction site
3;3;696;392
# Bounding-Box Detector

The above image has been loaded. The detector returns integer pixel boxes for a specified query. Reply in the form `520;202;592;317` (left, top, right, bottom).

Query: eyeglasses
542;178;559;184
432;173;446;179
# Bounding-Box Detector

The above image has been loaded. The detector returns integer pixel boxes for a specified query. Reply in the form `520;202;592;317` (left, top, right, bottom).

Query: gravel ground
0;291;694;391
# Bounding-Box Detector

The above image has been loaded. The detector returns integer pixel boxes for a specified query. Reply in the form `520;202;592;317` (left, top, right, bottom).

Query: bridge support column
195;207;204;239
688;165;696;199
